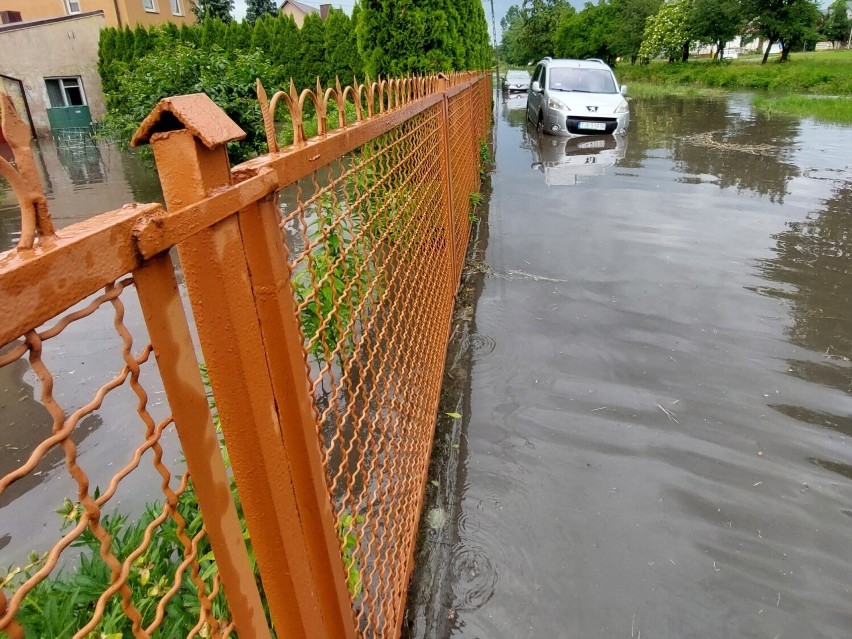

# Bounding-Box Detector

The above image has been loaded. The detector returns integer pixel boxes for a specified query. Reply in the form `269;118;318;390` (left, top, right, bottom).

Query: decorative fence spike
257;79;279;154
0;93;54;251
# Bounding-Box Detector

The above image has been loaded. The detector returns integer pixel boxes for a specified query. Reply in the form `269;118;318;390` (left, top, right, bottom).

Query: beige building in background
279;0;330;27
0;0;195;28
0;11;106;136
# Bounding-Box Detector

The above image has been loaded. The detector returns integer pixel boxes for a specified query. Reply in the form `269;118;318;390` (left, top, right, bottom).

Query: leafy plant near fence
0;368;255;638
2;485;236;638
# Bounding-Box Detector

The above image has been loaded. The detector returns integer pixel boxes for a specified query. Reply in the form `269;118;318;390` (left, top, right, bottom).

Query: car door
527;64;543;122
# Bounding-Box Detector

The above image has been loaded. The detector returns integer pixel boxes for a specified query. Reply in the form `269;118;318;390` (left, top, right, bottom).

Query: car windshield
548;68;617;94
507;71;530;81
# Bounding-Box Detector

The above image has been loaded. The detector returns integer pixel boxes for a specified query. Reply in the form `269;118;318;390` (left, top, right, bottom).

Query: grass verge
616;51;852;95
752;94;852;124
626;81;729;98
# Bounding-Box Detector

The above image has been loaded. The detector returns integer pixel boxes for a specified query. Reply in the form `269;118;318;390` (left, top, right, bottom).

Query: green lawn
615;49;852;95
752;94;852;124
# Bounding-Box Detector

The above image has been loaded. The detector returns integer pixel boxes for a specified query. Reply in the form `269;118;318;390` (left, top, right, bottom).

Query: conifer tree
191;0;234;23
299;13;328;86
245;0;278;23
179;22;199;45
324;8;362;82
251;14;273;49
271;14;302;82
133;24;153;58
357;0;490;76
120;26;136;62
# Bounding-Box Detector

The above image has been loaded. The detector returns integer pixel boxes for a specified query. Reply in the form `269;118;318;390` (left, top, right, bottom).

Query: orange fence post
237;196;359;639
133;94;356;639
132;253;272;639
437;78;459;290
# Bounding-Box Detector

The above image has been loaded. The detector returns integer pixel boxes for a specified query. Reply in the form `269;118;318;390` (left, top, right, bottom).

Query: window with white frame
65;0;82;13
45;77;87;108
170;0;183;15
143;0;157;12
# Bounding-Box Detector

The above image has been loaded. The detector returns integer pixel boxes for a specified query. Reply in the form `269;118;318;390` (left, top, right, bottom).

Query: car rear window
548;68;617;94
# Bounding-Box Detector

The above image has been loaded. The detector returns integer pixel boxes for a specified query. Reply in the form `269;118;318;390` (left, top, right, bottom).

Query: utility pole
489;0;499;66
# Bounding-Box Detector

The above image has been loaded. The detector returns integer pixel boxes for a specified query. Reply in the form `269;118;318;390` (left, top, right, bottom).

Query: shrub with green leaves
101;44;280;162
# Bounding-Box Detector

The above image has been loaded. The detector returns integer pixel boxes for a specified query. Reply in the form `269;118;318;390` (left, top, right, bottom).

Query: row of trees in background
500;0;850;66
97;1;492;160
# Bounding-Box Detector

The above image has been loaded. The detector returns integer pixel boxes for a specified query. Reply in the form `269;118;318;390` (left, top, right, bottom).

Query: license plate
578;139;606;149
578;121;606;131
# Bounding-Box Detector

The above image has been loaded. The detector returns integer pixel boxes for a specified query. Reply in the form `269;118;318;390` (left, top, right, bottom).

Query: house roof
0;10;104;34
280;0;320;15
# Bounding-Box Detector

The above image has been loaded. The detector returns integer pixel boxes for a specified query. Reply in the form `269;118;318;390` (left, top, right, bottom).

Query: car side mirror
620;84;628;96
531;81;541;93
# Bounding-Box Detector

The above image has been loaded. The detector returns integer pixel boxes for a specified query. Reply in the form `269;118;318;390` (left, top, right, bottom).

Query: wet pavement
409;91;852;638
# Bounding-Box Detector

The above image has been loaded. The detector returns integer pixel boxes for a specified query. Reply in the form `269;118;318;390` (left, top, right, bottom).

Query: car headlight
614;101;629;114
547;97;570;111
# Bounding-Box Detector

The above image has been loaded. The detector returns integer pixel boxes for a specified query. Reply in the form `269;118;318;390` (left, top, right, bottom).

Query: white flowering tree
638;0;694;62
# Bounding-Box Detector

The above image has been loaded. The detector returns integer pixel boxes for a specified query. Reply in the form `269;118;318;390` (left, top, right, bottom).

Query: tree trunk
761;38;775;64
681;41;690;62
717;39;725;59
780;41;791;62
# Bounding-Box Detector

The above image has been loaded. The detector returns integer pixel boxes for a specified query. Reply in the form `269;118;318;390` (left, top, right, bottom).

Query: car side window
533;65;542;86
541;67;547;89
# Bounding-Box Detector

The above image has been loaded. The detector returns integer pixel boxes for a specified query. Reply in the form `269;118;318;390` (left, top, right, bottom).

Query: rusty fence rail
0;70;491;638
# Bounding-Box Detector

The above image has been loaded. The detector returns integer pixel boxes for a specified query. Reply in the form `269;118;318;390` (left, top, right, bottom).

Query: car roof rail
586;58;605;64
542;56;553;62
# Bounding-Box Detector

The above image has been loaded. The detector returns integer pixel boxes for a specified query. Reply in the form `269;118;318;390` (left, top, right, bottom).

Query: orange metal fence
0;71;491;638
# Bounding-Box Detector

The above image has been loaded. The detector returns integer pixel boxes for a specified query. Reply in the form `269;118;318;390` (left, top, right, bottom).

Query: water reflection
527;127;626;186
0;134;163;251
500;92;528;129
626;95;801;202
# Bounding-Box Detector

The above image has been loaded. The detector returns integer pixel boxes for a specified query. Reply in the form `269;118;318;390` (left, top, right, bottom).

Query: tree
325;8;363;82
745;0;820;62
608;0;663;62
270;15;302;84
190;0;234;23
639;0;694;62
521;0;574;61
690;0;744;59
824;0;851;45
299;13;328;87
245;0;277;23
500;5;530;65
357;0;477;77
555;2;614;63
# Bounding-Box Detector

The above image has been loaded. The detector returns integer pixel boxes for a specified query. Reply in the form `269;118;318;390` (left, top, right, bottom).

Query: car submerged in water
503;69;531;93
526;58;629;136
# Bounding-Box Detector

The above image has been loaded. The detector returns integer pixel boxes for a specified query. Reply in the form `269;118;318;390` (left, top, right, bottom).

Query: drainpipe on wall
112;0;123;27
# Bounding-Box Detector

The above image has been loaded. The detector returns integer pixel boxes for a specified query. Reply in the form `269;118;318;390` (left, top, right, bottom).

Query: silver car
526;58;629;136
503;69;531;93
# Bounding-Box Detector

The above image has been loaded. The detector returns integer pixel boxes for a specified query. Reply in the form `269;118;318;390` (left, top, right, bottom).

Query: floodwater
408;91;852;638
0;135;168;563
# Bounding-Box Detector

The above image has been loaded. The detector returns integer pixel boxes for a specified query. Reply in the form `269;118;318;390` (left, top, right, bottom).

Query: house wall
281;4;308;27
0;12;106;136
0;0;194;28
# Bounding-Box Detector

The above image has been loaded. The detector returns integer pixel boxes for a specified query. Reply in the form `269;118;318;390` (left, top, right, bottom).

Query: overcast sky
231;0;518;39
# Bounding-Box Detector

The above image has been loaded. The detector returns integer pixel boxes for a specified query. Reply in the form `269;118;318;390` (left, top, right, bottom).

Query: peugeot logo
587;106;598;112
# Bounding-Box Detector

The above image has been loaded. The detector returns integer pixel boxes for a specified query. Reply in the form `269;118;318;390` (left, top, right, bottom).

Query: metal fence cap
131;93;246;149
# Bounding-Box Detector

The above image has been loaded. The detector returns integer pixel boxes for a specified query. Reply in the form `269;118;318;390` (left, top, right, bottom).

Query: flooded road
415;92;852;638
0;136;168;563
